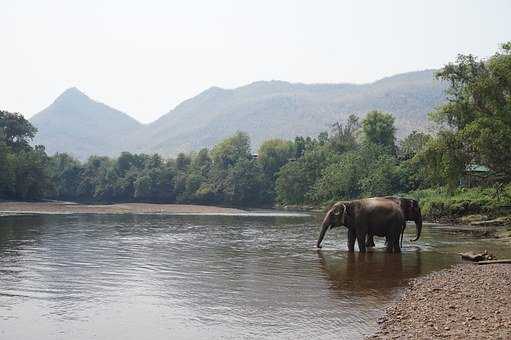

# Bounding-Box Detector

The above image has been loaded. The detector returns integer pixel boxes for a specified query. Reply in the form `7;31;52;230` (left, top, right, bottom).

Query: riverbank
370;263;511;339
0;201;246;216
410;186;511;224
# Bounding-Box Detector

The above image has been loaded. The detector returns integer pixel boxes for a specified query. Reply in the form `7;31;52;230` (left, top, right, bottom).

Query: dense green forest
1;42;510;217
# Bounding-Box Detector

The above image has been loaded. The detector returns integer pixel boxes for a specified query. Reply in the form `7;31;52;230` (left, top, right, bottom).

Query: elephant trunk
411;210;422;242
317;215;331;248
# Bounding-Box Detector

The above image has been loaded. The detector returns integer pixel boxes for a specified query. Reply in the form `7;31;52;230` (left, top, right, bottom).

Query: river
0;212;509;339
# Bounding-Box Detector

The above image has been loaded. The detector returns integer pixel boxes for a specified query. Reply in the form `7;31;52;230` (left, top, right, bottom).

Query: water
0;213;509;339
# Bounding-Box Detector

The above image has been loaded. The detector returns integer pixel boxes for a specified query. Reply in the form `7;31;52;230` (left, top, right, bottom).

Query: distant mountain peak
30;87;142;159
54;87;90;105
199;86;228;96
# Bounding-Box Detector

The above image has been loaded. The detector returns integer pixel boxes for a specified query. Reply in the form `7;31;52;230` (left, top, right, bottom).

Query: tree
77;156;112;200
191;149;212;174
257;139;295;182
114;167;139;200
211;132;251;169
275;143;337;204
0;111;37;151
134;166;176;202
0;137;15;197
361;110;396;150
116;152;145;176
329;114;360;153
359;153;400;197
430;42;511;181
178;148;212;202
200;132;261;204
224;158;267;206
310;143;400;202
13;145;51;200
176;153;191;171
49;153;82;199
309;151;362;202
415;131;467;190
398;131;432;161
294;136;306;158
275;160;310;205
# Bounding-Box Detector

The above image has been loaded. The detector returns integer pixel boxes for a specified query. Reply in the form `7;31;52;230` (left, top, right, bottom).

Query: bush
410;185;511;219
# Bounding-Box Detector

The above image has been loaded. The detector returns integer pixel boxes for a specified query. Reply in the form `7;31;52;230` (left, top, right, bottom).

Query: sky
1;0;510;123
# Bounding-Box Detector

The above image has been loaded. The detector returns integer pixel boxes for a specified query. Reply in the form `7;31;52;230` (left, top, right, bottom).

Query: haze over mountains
30;70;446;159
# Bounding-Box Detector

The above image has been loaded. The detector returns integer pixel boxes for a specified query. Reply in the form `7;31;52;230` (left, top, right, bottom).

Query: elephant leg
347;228;356;252
385;240;393;253
389;232;401;253
385;232;394;253
393;232;401;253
366;234;375;247
356;229;367;253
394;242;401;253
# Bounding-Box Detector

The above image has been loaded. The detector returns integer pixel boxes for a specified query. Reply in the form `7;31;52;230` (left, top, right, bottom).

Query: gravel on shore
370;263;511;339
0;201;246;215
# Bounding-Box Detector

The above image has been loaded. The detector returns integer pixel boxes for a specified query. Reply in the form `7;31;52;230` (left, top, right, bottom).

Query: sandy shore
0;201;246;216
371;264;511;339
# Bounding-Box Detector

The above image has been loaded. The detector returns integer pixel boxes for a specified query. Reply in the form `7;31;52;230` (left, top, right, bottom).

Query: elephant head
316;202;348;248
384;196;422;241
403;199;422;242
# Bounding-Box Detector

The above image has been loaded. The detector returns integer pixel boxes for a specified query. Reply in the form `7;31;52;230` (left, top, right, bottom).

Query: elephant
365;196;422;248
316;198;404;253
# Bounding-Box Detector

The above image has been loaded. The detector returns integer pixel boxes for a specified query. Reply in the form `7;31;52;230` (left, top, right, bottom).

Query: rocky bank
370;264;511;339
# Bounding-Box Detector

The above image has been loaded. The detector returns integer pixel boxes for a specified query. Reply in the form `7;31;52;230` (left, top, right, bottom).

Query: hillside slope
134;69;445;156
30;70;446;158
30;87;142;159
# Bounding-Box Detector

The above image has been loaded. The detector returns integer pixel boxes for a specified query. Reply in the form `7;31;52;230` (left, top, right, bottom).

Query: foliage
12;146;51;200
397;130;432;161
0;111;50;200
431;42;511;181
211;132;251;168
257;139;295;200
410;185;511;219
48;153;82;199
258;139;295;181
413;131;467;191
361;110;396;151
0;137;15;195
0;111;37;151
310;143;400;203
328;114;361;153
275;139;336;204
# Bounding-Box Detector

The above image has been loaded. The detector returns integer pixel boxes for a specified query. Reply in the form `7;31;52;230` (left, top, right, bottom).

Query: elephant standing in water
316;198;404;253
365;197;422;248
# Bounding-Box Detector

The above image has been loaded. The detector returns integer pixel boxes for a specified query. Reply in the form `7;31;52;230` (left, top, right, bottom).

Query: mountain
30;70;447;159
132;69;446;156
30;87;142;159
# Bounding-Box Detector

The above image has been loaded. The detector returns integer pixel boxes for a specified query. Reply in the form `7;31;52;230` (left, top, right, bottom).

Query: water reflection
317;250;420;296
0;214;509;339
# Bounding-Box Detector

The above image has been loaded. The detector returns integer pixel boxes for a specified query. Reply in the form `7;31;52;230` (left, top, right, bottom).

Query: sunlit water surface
0;213;510;339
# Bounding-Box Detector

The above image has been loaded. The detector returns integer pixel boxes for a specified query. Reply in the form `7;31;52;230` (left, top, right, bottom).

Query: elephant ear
332;204;346;225
403;199;414;215
410;199;419;212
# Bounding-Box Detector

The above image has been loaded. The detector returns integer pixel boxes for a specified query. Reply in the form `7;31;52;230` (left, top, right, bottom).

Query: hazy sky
1;0;510;123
